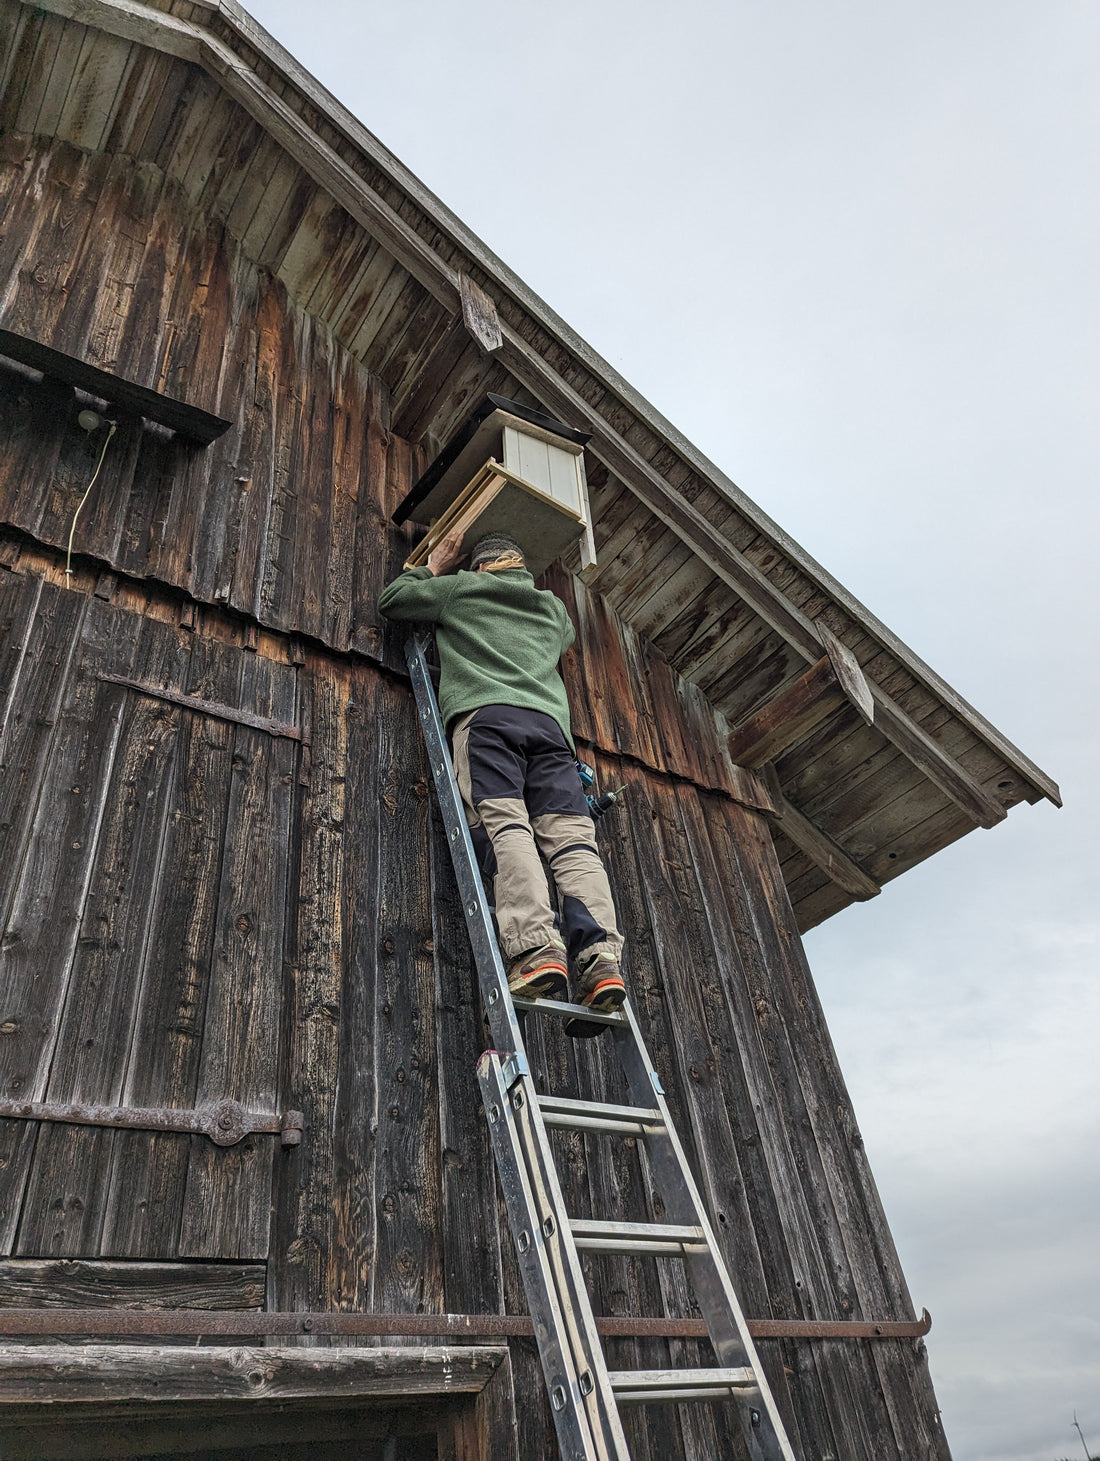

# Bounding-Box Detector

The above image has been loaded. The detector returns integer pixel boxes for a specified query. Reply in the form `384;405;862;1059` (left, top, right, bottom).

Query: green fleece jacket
378;566;576;747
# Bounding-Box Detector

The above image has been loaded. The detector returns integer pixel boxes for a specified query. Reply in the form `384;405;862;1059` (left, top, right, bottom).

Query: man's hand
427;526;467;577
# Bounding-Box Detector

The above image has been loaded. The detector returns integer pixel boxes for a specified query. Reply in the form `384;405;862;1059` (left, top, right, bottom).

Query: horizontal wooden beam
0;330;230;443
0;1343;507;1405
0;1260;264;1311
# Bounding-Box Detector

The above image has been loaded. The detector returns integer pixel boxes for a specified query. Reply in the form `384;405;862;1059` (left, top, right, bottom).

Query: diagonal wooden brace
727;624;874;769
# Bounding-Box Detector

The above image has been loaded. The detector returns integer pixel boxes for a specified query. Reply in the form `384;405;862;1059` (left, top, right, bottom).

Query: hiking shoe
564;950;626;1038
507;941;568;1001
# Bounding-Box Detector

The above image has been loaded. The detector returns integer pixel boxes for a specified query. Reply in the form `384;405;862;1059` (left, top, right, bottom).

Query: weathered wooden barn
0;2;1060;1457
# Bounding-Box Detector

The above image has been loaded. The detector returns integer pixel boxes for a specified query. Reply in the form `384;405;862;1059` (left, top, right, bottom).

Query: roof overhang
0;0;1060;929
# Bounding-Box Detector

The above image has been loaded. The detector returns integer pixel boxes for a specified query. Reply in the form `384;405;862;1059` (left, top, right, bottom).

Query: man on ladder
379;526;625;1032
385;523;798;1461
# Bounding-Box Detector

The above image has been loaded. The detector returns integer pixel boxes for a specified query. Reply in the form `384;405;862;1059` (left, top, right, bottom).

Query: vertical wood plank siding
0;138;421;668
0;555;949;1457
0;129;950;1452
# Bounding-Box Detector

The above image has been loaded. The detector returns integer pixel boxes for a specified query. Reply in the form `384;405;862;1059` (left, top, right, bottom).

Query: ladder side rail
485;1055;632;1461
506;1065;634;1460
478;1053;601;1461
612;1006;799;1461
408;632;629;1458
405;632;523;1056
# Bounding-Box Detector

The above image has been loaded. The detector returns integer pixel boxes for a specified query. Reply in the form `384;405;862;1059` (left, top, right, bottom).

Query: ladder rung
570;1218;707;1255
538;1094;663;1137
608;1367;758;1404
512;995;627;1026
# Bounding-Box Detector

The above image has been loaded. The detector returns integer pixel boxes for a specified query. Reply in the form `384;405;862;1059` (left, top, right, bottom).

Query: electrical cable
65;420;117;576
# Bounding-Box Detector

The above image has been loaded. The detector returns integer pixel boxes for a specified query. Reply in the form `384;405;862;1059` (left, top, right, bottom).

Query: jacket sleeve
377;566;456;623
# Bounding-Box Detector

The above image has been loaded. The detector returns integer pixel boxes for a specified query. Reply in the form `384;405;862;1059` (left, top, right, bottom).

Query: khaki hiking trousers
450;705;623;968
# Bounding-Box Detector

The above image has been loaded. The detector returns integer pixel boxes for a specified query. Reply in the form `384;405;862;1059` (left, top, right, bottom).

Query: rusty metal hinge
0;1097;304;1147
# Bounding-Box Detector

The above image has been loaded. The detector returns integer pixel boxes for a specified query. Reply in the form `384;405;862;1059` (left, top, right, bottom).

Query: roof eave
18;0;1061;821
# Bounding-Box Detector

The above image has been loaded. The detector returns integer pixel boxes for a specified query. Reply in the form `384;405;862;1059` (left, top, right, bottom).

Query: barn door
0;573;297;1260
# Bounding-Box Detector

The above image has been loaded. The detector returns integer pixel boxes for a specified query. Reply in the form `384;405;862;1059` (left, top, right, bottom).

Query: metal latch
0;1096;304;1147
500;1052;530;1089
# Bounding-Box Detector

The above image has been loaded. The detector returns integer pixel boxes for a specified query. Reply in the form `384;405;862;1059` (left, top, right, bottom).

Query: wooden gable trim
23;0;462;310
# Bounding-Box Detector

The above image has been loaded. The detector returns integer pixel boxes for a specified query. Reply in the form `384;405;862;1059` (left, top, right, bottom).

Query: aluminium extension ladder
407;633;797;1461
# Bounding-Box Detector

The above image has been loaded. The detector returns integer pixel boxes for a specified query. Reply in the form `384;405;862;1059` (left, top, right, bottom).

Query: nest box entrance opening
393;394;596;577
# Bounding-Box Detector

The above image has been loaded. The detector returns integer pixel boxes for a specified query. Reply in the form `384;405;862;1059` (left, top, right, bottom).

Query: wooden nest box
394;394;596;577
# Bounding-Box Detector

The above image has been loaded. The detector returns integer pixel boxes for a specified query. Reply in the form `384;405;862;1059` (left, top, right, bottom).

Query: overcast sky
245;3;1099;1455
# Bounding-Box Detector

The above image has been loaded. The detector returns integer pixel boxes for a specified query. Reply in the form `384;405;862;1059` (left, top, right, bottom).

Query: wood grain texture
372;675;445;1320
0;593;141;1252
0;551;952;1454
14;616;189;1256
177;650;297;1261
322;663;382;1318
0;1341;509;1402
98;631;243;1258
269;648;353;1319
0;1258;265;1309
